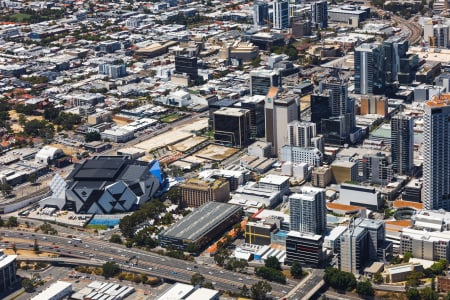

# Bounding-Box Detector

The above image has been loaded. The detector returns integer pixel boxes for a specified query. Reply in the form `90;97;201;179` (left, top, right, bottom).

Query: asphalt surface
287;269;324;300
0;229;290;298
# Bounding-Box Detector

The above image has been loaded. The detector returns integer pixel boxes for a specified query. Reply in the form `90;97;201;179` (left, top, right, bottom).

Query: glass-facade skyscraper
354;43;385;95
391;113;414;176
273;0;289;29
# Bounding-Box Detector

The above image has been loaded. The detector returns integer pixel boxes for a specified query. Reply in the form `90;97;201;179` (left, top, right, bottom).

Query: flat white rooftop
30;281;72;300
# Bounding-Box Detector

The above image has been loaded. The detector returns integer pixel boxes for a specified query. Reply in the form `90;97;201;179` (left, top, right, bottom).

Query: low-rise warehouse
159;202;242;251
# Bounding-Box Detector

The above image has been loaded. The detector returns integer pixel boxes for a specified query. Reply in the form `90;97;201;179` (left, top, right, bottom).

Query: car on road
172;271;177;274
187;267;192;271
219;271;224;274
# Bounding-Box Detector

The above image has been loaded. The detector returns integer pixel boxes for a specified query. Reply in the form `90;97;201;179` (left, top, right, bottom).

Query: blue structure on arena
149;160;163;185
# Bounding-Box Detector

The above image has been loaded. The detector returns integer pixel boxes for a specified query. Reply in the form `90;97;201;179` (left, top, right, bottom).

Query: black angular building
175;55;198;80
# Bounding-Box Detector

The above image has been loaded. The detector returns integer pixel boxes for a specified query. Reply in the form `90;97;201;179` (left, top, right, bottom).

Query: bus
72;237;82;243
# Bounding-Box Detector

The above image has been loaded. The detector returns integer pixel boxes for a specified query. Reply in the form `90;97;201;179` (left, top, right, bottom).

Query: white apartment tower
265;89;299;157
289;187;326;235
288;121;317;147
423;97;450;210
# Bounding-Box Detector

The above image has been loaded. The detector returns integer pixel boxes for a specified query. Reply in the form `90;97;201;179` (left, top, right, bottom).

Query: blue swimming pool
89;218;120;227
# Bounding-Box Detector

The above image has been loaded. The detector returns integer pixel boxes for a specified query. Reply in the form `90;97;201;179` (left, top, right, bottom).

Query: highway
0;229;290;298
286;269;324;300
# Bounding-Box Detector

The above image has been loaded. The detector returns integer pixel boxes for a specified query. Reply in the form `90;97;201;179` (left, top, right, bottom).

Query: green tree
250;281;272;300
1;183;12;197
22;278;34;292
265;256;281;271
7;216;18;227
119;215;136;239
406;271;423;288
161;212;174;225
85;131;101;143
255;266;286;284
165;187;181;204
356;280;374;297
28;173;38;185
18;114;27;126
420;286;439;300
23;119;54;139
38;222;57;235
203;282;214;289
214;248;230;266
323;268;356;291
406;287;421;300
33;239;40;253
43;106;60;121
0;217;4;227
102;262;120;279
12;242;17;254
390;255;403;265
404;252;413;263
191;273;205;286
290;261;303;279
109;234;122;244
373;272;383;284
186;242;198;254
429;259;448;276
241;284;250;297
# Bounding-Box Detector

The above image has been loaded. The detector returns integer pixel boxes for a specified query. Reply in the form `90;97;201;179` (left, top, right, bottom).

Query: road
0;229;289;298
287;268;324;300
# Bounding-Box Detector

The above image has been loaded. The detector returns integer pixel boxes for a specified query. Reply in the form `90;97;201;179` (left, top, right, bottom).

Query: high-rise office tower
253;1;269;26
289;187;326;235
354;43;385;95
319;81;349;116
213;107;251;148
339;225;368;273
241;96;266;139
265;89;299;156
391;113;414;176
318;81;355;145
357;219;386;261
310;94;330;133
311;1;328;29
423;96;450;210
383;37;408;83
273;0;289;29
287;121;317;147
430;24;449;48
339;218;391;273
250;69;280;96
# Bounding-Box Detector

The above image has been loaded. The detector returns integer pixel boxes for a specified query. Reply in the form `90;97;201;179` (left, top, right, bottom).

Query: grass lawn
161;113;181;123
85;224;108;230
10;13;31;22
